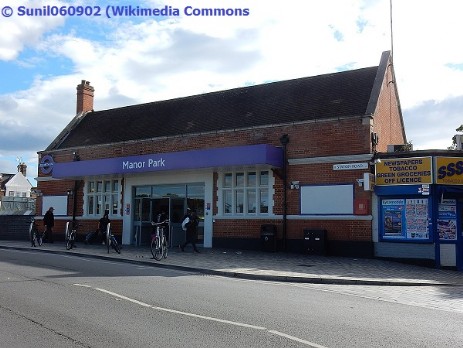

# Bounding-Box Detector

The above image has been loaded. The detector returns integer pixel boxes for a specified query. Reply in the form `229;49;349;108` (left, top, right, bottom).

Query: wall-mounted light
66;189;74;196
290;181;300;190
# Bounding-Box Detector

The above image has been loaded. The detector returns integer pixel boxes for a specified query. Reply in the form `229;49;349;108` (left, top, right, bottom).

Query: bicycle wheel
66;238;72;250
37;233;43;246
106;233;110;254
162;235;168;259
30;225;36;247
151;237;162;261
111;236;121;254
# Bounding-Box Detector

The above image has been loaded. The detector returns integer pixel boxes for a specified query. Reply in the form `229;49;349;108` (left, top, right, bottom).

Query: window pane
236;173;244;187
96;181;103;193
260;189;269;213
235;190;244;213
112;180;118;192
223;173;232;188
135;186;151;197
224;190;232;214
260;171;269;186
103;195;110;212
247;189;256;213
88;181;95;193
96;197;103;215
88;196;94;215
112;194;118;215
104;181;111;193
247;172;256;186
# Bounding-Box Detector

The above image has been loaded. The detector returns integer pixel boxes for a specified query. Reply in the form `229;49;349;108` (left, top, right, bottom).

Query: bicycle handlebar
151;220;169;226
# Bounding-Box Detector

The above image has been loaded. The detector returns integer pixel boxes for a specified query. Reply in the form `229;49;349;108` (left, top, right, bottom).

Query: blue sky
1;0;462;186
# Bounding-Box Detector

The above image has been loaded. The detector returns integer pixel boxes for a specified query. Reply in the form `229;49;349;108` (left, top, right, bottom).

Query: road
1;249;462;348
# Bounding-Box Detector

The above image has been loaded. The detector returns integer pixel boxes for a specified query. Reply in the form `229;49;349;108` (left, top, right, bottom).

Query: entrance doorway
132;183;205;247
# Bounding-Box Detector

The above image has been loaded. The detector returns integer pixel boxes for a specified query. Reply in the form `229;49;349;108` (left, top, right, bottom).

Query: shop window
85;179;121;217
220;170;271;215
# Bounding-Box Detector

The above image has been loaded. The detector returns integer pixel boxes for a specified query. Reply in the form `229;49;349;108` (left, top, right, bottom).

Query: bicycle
65;221;79;250
29;217;43;247
150;219;169;261
105;223;121;254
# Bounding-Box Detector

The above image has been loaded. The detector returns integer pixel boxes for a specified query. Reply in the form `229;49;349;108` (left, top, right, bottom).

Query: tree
448;125;463;150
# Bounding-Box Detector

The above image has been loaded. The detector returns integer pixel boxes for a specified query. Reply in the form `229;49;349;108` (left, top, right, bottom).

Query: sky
0;0;462;186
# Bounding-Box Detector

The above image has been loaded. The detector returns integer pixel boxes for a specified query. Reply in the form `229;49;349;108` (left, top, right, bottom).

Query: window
86;179;121;217
220;170;271;215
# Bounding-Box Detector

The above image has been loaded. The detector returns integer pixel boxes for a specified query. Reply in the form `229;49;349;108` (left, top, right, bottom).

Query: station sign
333;163;368;170
375;157;432;185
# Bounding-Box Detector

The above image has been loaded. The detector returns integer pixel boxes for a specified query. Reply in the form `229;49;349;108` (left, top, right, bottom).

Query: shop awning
52;144;283;179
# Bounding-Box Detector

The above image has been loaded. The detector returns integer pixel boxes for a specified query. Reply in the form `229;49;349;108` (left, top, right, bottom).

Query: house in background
36;51;407;258
0;162;34;215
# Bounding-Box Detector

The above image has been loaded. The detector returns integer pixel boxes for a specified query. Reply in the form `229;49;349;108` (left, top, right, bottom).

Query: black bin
261;224;277;252
303;229;327;255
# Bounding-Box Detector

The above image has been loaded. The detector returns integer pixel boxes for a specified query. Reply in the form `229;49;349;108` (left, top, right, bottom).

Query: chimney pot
76;80;95;115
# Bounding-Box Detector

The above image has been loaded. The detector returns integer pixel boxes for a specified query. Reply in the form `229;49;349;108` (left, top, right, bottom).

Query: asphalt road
1;249;462;348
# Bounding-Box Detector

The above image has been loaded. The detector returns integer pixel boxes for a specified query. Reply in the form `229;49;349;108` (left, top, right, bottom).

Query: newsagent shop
36;51;407;257
374;152;463;270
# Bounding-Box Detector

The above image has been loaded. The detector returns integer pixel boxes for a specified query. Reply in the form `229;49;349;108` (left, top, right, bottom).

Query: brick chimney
76;80;94;114
17;162;27;176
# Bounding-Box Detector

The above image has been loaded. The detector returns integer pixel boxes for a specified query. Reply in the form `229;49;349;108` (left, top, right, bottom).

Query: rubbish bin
303;229;327;255
261;224;277;252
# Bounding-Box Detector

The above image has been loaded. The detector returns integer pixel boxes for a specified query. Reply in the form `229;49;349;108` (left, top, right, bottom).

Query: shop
374;153;463;270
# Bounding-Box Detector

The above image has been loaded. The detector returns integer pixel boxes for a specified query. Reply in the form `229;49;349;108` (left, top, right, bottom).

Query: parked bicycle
105;223;121;254
150;219;169;261
29;217;43;247
65;221;79;250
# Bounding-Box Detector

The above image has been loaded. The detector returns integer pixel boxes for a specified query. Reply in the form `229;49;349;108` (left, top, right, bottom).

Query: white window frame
218;169;273;216
84;178;121;217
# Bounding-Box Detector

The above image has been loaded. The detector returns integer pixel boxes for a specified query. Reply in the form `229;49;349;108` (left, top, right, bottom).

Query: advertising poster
405;199;429;239
381;198;430;240
382;199;405;238
438;199;457;240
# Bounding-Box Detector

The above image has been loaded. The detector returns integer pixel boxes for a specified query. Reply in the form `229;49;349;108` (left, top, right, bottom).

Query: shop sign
435;157;463;185
375;157;432;185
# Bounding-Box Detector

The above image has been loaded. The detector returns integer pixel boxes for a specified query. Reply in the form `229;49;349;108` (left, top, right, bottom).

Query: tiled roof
51;64;383;150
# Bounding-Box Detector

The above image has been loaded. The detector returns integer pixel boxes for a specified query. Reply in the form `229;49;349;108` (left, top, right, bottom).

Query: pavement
1;240;462;286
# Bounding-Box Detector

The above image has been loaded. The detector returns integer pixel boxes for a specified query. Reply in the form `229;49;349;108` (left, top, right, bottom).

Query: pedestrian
43;207;55;243
98;209;111;244
180;208;200;253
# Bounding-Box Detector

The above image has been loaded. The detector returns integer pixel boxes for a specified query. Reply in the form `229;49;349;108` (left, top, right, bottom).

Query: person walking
180;209;200;253
98;210;111;244
43;207;55;243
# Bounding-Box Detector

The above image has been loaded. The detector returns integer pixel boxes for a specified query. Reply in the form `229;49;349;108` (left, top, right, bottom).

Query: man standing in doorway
43;207;55;243
180;208;200;253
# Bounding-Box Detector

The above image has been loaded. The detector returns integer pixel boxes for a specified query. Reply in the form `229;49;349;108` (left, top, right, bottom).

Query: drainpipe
279;134;289;251
72;152;80;227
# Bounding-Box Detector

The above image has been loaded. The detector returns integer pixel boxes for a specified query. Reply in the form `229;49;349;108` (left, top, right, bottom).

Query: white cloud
0;0;67;60
0;0;462;186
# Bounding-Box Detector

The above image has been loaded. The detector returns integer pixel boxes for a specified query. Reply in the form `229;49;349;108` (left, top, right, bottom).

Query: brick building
36;51;406;256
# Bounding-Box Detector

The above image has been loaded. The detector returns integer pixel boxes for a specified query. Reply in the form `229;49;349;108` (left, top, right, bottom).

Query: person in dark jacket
180;209;200;253
43;207;55;243
98;210;111;244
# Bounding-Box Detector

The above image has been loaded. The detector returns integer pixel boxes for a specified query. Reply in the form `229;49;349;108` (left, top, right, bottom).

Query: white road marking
74;283;328;347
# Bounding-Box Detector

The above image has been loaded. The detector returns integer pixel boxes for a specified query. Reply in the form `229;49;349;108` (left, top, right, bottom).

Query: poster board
301;184;353;215
42;196;68;216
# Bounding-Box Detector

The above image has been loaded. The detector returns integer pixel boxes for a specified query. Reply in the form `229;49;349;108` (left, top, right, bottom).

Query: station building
36;51;406;258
